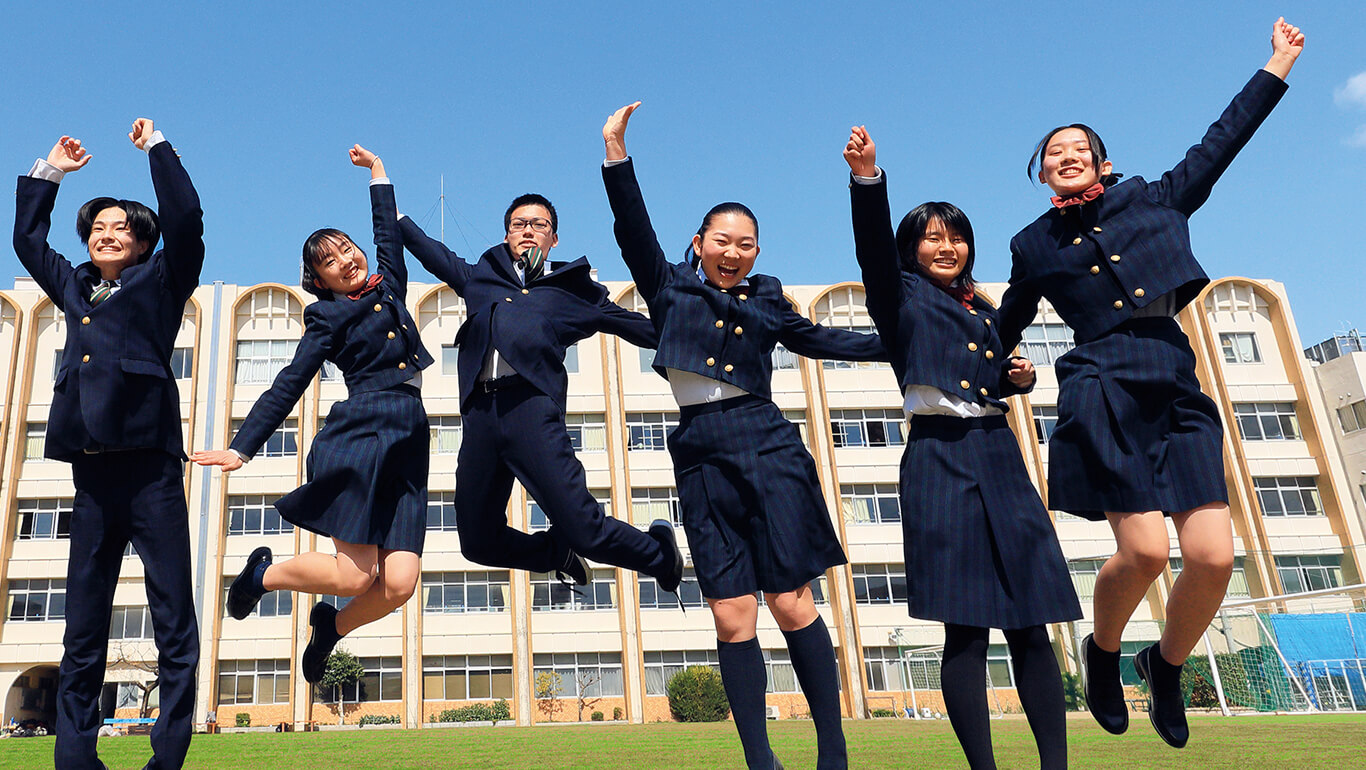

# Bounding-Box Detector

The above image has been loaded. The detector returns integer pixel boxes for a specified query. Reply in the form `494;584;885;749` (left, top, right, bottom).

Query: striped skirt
901;414;1081;629
274;384;429;554
1049;317;1228;520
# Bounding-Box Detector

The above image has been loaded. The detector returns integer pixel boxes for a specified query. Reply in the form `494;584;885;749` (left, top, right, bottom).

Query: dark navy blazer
604;158;885;394
399;219;657;411
230;183;432;459
850;174;1028;408
13;142;205;461
998;69;1289;351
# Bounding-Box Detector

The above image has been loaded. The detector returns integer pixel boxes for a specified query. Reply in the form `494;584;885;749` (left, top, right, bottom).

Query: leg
710;595;773;769
335;549;420;636
768;587;846;770
1003;626;1068;770
1163;503;1234;664
1092;511;1171;650
940;623;996;770
262;539;379;596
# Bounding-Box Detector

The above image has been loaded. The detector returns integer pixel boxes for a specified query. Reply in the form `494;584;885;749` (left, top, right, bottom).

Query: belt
479;373;529;394
82;444;139;455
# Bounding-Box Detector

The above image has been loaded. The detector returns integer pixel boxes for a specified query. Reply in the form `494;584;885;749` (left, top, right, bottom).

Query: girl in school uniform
193;145;433;683
601;103;885;770
844;127;1081;770
996;19;1304;749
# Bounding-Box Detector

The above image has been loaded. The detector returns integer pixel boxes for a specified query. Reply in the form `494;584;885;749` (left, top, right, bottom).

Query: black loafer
302;602;340;684
1135;643;1189;749
226;547;272;620
554;550;590;586
648;519;684;593
1082;633;1129;735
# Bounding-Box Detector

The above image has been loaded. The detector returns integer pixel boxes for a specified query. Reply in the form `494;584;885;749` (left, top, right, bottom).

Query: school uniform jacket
604;158;886;392
997;69;1289;351
12;141;205;461
849;173;1029;408
399;219;657;411
230;183;432;459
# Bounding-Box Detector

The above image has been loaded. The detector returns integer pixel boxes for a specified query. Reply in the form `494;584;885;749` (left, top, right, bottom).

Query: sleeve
369;183;408;290
398;216;472;293
777;304;888;363
601;158;674;303
596;296;659;349
228;307;335;459
12;174;74;309
849;172;908;346
147;140;206;304
995;238;1043;354
1145;69;1289;217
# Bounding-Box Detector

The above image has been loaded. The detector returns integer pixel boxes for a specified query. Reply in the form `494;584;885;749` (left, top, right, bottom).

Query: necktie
90;280;115;306
346;274;384;300
1051;183;1106;209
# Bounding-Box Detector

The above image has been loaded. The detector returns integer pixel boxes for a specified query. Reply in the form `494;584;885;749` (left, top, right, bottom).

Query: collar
1050;182;1105;209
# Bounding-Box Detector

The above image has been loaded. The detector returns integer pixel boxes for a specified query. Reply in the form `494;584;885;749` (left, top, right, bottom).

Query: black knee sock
718;637;773;770
941;624;996;770
1005;626;1068;770
782;616;847;770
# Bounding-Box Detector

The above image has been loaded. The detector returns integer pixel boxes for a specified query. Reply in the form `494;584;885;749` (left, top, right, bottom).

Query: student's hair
1026;123;1123;186
684;202;759;267
300;228;364;300
503;193;558;233
894;202;977;289
75;198;160;262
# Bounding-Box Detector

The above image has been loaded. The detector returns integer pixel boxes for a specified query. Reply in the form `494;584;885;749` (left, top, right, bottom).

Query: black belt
82;444;139;455
479;373;529;393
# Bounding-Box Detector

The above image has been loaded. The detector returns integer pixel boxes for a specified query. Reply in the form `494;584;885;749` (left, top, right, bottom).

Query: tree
534;670;564;723
320;648;364;724
667;666;730;722
573;669;604;722
107;640;160;719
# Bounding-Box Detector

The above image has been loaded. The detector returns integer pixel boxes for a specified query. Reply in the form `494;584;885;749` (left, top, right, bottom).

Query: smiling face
310;235;370;294
86;206;149;279
1038;127;1113;197
503;204;559;260
692;211;759;290
916;217;969;287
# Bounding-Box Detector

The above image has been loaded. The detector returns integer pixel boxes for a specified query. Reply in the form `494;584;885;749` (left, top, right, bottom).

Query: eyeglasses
508;218;553;234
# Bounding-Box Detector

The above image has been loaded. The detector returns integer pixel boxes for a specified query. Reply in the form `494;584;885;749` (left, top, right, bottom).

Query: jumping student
14;119;203;770
396;169;684;597
602;102;886;770
194;145;432;685
844;126;1081;769
996;18;1305;749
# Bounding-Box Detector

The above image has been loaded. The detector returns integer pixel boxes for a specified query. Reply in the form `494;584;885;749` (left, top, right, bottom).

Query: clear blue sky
2;1;1362;344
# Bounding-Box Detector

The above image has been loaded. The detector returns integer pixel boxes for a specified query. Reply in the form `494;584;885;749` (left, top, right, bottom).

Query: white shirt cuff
604;156;630;167
143;130;166;152
369;177;391;186
227;448;251;464
852;167;883;184
28;158;66;184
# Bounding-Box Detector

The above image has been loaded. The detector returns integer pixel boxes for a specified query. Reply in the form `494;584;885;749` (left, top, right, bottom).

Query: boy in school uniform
13;119;203;770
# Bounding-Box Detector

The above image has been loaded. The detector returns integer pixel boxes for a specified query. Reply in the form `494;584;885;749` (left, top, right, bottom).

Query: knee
1180;545;1234;579
1115;540;1170;579
383;571;418;605
764;591;816;632
337;565;378;597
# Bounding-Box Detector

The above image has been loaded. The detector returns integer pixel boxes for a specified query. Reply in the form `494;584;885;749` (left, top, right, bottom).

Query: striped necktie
90;280;116;307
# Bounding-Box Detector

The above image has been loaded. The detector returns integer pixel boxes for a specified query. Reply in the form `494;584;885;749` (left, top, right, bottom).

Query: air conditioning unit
765;705;781;720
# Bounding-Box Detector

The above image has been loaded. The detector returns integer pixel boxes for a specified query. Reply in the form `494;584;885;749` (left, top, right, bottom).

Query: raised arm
601;102;674;302
398;215;472;294
136;119;206;303
845;126;906;342
596;295;660;350
1146;19;1300;216
995;239;1042;354
12;137;92;308
351;145;409;290
777;305;888;363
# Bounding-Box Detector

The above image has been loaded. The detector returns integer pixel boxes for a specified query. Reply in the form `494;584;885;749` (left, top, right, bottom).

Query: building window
1233;402;1301;441
639;568;705;609
24;423;47;461
822;326;887;371
530;490;609;531
851;564;908;605
1275;555;1343;593
639;347;655;373
531;569;617;611
564;343;580;374
321;656;402;703
840;483;900;524
1253;477;1324;517
169;347;194;379
1067;559;1105;601
110;606;155;640
644;650;720;695
1172;556;1250;598
427;491;458;532
566;413;607;453
782;410;810;445
223;586;292;619
987;645;1015;688
319;361;343;382
626;412;678;451
1336;400;1366;434
422;654;514;700
7;580;66;622
1019;322;1075;366
772;343;799;371
864;646;939;691
1219;332;1261;364
533;653;624;698
441;344;459;377
764;649;801;693
630;487;681;528
830;409;905;448
757;578;829;607
230;418;298;457
52;349;64;380
1032;405;1059;444
227;495;295;535
422;571;511;613
16;498;73;540
234;339;299;384
218;660;290;705
430;416;463;455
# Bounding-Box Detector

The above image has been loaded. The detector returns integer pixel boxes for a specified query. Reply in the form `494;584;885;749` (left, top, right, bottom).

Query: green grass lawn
1;714;1360;769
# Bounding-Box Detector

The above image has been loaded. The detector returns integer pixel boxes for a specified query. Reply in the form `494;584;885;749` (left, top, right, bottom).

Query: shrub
436;700;512;723
612;707;623;721
359;714;401;726
234;713;250;728
667;666;730;723
1061;672;1086;712
869;708;896;718
591;711;604;722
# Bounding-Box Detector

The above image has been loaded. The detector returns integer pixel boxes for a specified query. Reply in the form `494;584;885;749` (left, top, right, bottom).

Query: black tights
941;623;1068;770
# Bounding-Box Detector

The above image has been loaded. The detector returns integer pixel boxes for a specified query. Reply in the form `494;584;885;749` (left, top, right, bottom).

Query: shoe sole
1081;635;1128;735
1134;647;1188;749
302;603;338;684
226;548;271;620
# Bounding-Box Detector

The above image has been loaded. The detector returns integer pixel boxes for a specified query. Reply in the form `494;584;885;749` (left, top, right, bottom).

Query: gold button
984;319;991;326
387;295;393;300
734;326;743;336
81;316;90;325
968;342;978;352
706;357;715;366
960;380;970;390
82;354;90;363
1113;300;1124;309
738;294;748;301
969;309;978;315
980;388;989;396
1134;288;1145;298
387;331;396;339
402;324;408;330
1072;237;1082;245
1090;266;1100;275
985;350;995;360
1092;226;1103;233
413;354;420;360
715;320;724;328
724;364;734;373
505;297;513;302
398;362;407;370
521;289;530;295
373;303;382;312
1110;254;1121;263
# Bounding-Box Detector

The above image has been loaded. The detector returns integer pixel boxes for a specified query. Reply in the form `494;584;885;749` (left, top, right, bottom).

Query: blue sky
2;1;1362;344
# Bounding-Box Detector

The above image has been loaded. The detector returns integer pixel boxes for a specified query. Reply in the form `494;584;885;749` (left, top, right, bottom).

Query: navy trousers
57;451;199;770
455;381;670;578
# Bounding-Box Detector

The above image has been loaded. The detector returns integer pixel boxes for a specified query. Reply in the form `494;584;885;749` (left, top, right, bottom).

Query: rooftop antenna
440;174;445;244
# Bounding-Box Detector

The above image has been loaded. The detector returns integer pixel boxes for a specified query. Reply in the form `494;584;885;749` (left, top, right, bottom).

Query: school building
0;274;1361;730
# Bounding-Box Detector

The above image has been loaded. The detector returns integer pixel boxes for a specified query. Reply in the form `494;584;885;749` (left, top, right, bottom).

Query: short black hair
895;202;977;289
300;228;364;300
504;194;557;234
1027;123;1123;186
684;202;758;266
76;198;159;263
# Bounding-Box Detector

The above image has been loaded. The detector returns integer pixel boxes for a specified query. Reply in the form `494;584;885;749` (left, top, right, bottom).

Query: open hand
129;118;156;149
46;136;92;173
603;101;640;162
1007;356;1036;389
844;126;877;177
191;449;244;472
